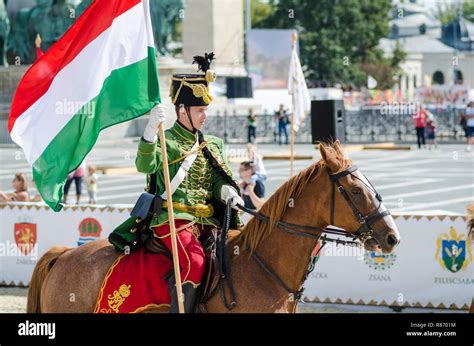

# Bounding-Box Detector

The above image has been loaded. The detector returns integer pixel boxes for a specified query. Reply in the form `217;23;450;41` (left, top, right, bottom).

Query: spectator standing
275;104;289;145
247;109;257;143
460;101;474;152
86;165;98;204
63;161;86;205
426;112;437;150
413;105;428;149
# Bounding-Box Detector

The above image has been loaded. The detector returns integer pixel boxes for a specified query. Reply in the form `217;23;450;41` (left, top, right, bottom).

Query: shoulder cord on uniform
182;106;240;192
169;140;208;165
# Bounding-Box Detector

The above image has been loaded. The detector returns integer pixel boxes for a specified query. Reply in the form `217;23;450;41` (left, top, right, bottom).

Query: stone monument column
183;0;245;76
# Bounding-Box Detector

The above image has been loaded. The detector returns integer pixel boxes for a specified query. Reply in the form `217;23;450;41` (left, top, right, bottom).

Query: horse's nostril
387;233;398;246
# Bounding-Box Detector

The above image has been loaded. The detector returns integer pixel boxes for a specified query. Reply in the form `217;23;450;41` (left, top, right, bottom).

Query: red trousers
152;220;207;286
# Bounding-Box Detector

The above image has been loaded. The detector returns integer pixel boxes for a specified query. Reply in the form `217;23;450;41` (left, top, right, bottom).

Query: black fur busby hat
170;52;216;106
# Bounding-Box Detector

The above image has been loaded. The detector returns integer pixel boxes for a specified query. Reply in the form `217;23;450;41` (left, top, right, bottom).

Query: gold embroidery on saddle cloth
104;284;131;313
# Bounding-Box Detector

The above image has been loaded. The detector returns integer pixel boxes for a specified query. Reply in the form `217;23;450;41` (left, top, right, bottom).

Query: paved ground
0;287;466;313
1;141;473;214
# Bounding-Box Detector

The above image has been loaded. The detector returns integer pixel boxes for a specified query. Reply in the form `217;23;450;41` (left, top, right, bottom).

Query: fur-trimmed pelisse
169;52;216;106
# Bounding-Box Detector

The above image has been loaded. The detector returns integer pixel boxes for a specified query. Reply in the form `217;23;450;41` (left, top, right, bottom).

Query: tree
360;41;407;90
253;0;402;88
434;0;474;24
249;0;273;28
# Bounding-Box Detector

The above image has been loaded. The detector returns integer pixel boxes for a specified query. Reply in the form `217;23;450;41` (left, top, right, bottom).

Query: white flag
368;74;378;89
288;47;311;132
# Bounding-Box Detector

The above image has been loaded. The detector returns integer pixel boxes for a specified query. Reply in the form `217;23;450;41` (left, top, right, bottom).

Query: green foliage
253;0;404;88
360;41;407;90
434;0;474;24
249;0;274;28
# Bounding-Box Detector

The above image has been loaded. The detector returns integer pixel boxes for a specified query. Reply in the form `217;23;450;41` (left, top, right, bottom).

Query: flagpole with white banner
290;32;296;177
288;31;311;177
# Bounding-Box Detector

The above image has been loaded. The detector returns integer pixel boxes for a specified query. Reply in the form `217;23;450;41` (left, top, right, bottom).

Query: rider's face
189;106;208;130
179;106;208;131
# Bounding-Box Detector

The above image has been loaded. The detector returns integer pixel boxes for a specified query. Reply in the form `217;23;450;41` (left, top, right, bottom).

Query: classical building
380;0;474;100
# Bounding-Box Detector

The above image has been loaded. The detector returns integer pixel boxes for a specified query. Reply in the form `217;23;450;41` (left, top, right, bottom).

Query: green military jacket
138;121;238;227
110;121;240;250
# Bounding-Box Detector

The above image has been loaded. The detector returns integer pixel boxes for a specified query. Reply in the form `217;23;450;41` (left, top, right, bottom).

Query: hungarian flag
8;0;160;211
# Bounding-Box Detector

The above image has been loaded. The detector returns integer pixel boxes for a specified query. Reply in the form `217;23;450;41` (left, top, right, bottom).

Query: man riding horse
109;52;243;313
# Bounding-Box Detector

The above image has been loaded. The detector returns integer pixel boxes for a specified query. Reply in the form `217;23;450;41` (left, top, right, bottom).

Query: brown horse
27;141;400;313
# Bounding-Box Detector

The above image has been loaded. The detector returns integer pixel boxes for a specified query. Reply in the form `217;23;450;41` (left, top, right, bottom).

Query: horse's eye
351;187;362;195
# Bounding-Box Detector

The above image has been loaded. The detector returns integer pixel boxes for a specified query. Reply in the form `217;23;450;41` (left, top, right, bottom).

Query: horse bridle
328;165;391;244
219;165;391;310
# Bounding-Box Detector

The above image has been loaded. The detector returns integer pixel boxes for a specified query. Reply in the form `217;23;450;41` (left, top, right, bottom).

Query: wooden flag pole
158;122;185;313
290;31;297;177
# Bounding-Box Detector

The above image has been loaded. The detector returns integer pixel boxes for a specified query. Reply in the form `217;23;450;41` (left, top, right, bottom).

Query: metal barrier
205;107;467;143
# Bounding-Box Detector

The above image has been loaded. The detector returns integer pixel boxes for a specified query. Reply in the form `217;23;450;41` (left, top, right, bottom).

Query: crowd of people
412;102;474;151
0;161;99;205
247;104;291;146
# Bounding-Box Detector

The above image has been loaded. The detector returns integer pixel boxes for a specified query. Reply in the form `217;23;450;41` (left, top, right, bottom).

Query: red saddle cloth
94;247;172;313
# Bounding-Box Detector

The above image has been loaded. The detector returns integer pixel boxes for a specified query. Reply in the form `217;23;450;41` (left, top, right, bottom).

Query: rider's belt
162;200;214;218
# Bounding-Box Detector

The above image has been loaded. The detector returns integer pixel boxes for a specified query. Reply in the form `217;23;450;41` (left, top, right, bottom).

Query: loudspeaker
311;100;346;143
226;76;253;98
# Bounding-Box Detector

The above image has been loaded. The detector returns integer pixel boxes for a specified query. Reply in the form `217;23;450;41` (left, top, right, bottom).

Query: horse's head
319;141;400;253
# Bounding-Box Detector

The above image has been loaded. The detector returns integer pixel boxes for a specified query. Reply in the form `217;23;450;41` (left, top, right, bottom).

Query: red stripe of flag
8;0;142;133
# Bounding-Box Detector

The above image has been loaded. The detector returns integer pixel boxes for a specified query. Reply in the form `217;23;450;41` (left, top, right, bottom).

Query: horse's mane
469;218;474;239
467;204;474;240
235;142;352;253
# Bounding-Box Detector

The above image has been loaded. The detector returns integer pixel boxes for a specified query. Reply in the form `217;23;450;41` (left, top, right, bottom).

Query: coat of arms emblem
14;223;37;256
435;227;472;273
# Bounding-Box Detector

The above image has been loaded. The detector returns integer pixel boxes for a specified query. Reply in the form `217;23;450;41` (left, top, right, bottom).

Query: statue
4;0;185;65
150;0;183;56
26;0;74;54
47;0;74;46
0;0;10;66
27;0;52;53
7;8;30;64
75;0;93;18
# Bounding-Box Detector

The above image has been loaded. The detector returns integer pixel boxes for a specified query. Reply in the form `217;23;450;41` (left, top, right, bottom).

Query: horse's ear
319;143;339;172
334;139;343;153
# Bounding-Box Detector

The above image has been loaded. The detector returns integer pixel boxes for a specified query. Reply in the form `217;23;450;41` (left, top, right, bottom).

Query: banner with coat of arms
304;215;472;310
0;204;472;310
0;203;130;286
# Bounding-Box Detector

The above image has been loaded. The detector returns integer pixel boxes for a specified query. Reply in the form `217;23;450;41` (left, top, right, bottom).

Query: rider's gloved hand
220;185;244;210
143;104;166;143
